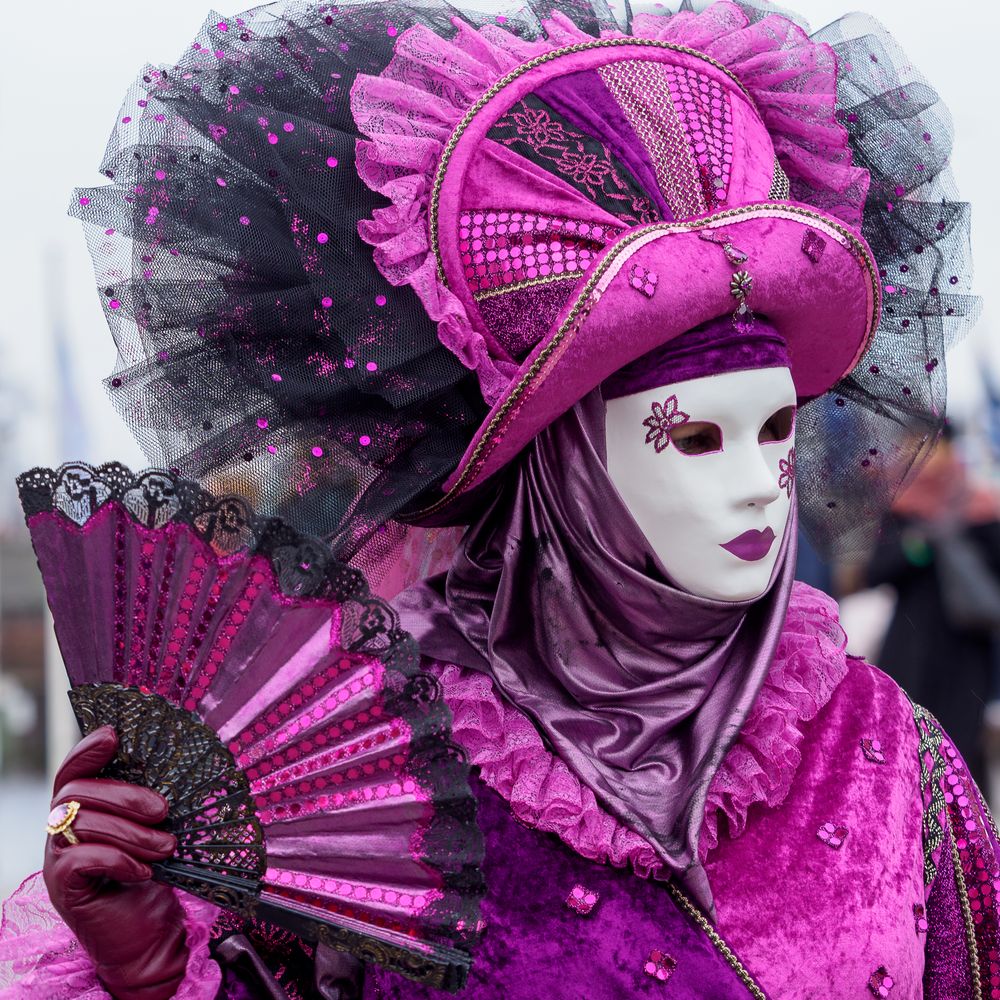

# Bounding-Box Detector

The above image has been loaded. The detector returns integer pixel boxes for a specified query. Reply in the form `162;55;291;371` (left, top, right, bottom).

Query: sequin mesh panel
488;95;658;227
599;60;710;219
663;61;734;210
459;211;618;298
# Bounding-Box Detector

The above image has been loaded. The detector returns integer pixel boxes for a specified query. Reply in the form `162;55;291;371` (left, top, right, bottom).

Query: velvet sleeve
915;704;1000;997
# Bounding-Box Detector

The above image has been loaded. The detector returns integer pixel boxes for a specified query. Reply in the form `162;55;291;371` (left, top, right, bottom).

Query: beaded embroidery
628;262;658;298
643;949;677;983
860;737;886;764
913;702;949;885
817;821;848;849
867;967;895;997
801;229;827;263
565;884;600;915
598;59;707;220
460;210;617;298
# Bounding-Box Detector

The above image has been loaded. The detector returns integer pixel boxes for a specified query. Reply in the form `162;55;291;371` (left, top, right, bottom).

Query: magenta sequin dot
216;177;227;187
628;262;658;299
375;294;387;307
109;299;121;310
257;418;268;430
359;435;371;447
868;967;895;997
366;362;378;372
267;133;278;145
321;296;333;308
79;196;91;206
817;821;848;849
271;373;282;382
913;903;928;935
283;121;294;132
860;738;886;764
312;446;323;458
565;884;599;915
317;232;329;244
801;229;826;263
643;950;676;983
239;216;250;226
327;156;339;168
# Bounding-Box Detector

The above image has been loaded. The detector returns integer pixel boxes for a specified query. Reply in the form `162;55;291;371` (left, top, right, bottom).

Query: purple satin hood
394;389;796;912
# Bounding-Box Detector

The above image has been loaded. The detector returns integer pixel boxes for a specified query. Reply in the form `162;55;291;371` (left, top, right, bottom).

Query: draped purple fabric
394;389;796;911
602;315;791;400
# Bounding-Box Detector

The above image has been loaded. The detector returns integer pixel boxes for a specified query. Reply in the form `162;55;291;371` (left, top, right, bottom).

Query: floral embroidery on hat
565;884;600;915
642;396;690;453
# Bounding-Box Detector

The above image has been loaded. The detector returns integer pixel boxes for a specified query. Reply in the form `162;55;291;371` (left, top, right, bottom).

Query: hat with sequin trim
353;2;884;520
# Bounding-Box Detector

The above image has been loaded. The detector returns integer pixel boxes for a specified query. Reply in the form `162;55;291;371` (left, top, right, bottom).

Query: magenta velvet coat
366;582;997;999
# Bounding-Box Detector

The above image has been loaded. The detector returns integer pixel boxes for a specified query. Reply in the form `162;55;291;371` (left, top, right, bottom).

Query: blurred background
1;0;999;898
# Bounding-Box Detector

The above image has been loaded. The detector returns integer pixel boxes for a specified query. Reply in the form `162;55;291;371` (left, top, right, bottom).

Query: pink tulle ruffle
698;581;849;856
0;872;221;999
431;581;849;873
353;3;868;404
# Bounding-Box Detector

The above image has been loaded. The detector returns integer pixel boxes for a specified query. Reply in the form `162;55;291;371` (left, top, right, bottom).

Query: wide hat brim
411;201;880;525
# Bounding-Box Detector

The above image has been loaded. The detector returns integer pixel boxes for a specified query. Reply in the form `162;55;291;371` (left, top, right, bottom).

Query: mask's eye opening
758;405;796;444
669;421;723;456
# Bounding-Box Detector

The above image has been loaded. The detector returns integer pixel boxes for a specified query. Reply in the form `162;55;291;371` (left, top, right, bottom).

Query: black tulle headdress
70;0;977;568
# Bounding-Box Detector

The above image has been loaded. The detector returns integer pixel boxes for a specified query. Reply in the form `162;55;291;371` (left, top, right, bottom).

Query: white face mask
605;366;797;602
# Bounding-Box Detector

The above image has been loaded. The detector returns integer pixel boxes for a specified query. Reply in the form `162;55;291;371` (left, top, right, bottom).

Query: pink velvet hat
353;2;879;519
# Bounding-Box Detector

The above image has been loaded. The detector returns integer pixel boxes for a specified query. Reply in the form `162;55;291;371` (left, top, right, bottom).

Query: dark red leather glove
43;726;190;1000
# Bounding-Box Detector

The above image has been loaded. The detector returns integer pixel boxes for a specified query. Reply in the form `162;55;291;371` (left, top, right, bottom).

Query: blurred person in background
866;426;1000;789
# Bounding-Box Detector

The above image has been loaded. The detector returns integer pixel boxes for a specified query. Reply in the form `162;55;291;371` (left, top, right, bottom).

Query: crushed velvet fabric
704;657;927;998
365;774;761;1000
365;651;991;998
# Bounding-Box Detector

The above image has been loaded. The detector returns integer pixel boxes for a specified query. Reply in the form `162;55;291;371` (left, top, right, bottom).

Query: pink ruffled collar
428;581;848;875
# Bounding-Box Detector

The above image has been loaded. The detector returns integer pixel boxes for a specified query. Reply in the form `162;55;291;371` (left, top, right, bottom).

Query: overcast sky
0;0;994;514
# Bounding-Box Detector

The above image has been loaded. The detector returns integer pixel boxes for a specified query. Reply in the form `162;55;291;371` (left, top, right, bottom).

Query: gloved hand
43;726;189;1000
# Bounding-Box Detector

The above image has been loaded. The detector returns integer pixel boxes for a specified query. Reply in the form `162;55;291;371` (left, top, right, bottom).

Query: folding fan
18;462;485;992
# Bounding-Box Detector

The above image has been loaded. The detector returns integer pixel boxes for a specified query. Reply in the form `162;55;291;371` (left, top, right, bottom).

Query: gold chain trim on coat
666;883;769;1000
949;825;984;999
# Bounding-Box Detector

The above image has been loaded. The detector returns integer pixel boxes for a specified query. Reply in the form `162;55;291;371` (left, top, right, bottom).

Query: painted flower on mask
778;447;796;497
642;395;690;453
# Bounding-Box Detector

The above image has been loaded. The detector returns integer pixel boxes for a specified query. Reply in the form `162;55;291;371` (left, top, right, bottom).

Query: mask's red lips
720;527;776;562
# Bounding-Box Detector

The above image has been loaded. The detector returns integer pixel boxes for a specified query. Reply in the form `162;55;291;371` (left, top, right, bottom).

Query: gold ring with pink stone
46;800;82;845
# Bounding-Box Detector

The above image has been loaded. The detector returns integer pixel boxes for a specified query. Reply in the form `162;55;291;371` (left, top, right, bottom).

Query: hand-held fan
18;462;485;992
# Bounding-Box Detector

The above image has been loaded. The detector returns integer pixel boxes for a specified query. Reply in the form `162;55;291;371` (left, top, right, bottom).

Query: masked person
0;1;987;998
